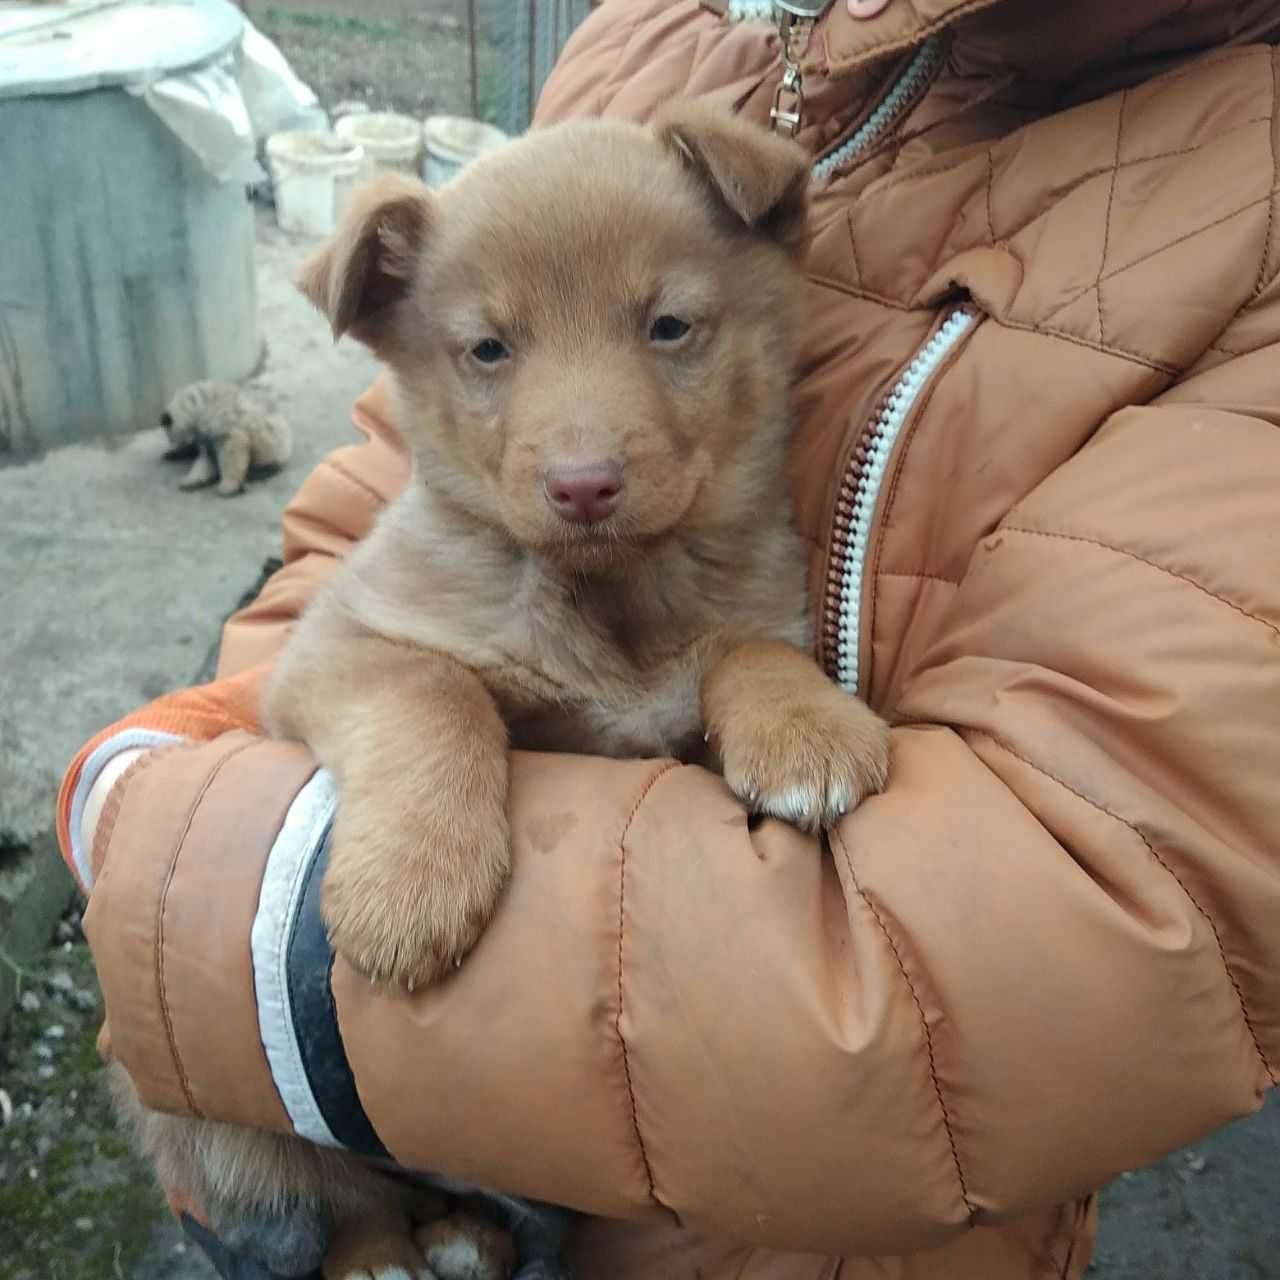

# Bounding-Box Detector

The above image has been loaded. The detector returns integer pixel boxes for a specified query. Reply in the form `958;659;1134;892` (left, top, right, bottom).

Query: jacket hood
821;0;1280;89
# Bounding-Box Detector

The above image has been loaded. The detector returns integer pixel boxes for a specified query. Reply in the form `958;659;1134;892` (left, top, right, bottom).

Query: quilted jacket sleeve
314;313;1279;1258
77;349;1280;1256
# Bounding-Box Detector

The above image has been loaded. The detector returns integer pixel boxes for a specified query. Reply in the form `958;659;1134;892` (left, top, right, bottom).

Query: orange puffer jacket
59;2;1280;1277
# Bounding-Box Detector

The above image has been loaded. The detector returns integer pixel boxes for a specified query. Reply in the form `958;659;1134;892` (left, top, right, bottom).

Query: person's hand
78;747;152;858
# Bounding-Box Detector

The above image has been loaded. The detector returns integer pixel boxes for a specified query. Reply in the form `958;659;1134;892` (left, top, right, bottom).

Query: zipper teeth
726;0;781;20
811;35;943;180
823;308;975;693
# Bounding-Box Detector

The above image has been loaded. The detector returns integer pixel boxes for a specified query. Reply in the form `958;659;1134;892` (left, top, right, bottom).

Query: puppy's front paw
717;688;890;833
416;1214;516;1280
322;793;511;990
324;1219;434;1280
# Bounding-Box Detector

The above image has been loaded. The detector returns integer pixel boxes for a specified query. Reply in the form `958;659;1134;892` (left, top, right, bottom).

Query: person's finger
847;0;891;16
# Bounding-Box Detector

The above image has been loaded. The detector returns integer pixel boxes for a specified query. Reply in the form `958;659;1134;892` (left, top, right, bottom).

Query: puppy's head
159;393;198;452
297;102;810;572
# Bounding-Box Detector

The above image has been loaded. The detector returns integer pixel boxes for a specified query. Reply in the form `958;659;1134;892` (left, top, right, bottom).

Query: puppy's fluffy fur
112;103;891;1279
160;380;291;496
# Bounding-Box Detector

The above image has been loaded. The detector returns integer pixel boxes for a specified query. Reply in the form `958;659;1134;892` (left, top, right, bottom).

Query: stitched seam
985;148;996;243
809;273;912;310
1003;525;1280;641
1040;189;1275;327
832;829;975;1218
969;730;1276;1086
155;739;255;1116
1018;317;1178;373
1097;90;1128;347
845;209;865;290
880;570;963;586
615;761;682;1223
1256;47;1278;295
996;118;1271;269
90;744;183;890
325;457;388;509
1206;339;1250;358
862;94;1267;207
809;274;1177;370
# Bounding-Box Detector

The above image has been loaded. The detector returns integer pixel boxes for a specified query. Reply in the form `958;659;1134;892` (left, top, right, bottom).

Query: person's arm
83;310;1280;1256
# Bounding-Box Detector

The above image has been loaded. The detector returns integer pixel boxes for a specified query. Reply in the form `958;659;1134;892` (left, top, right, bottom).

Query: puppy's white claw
755;783;820;830
826;779;853;822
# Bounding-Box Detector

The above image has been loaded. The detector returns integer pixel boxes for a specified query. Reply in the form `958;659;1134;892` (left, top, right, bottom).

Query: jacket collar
818;0;1280;84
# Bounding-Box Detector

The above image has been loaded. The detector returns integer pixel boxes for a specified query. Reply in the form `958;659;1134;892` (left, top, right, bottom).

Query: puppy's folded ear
295;173;434;347
654;100;810;254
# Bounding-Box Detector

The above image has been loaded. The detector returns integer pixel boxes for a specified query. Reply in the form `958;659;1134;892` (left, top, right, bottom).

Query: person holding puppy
63;1;1280;1278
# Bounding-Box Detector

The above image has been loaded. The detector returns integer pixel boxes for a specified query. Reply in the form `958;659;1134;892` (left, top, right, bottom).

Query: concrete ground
1;209;1278;1279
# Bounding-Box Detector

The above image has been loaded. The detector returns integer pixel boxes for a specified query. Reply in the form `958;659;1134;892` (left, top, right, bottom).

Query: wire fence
241;0;599;134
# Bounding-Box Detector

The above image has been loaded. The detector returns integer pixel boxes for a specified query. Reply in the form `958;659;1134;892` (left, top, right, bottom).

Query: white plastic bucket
335;111;423;177
421;115;510;188
265;130;365;237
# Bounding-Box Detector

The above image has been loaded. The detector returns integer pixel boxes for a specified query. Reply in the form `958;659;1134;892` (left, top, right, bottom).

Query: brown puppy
113;103;891;1279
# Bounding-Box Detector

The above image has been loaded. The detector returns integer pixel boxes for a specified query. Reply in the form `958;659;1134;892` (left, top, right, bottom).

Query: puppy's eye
470;338;509;365
649;315;692;344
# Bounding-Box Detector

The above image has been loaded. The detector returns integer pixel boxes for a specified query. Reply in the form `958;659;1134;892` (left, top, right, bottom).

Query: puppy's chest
477;618;706;761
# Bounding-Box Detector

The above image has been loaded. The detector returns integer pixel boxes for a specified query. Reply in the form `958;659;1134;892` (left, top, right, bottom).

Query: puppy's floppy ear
295;173;435;347
654;99;810;254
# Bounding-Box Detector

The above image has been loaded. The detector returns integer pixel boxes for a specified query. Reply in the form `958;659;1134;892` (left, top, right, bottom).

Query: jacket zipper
725;1;965;696
811;36;943;180
821;308;977;694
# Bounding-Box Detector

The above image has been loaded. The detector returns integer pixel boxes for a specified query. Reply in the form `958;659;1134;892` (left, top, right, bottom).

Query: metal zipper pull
769;18;802;135
769;3;831;136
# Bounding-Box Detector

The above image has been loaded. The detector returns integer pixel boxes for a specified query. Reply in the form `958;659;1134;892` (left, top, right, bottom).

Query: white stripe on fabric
69;728;186;891
250;767;343;1148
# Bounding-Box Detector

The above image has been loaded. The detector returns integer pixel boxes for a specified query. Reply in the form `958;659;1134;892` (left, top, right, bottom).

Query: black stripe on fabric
284;820;391;1160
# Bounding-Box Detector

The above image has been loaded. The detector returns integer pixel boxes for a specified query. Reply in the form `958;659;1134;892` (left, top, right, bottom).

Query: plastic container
336;110;423;177
421;115;510;188
266;130;366;237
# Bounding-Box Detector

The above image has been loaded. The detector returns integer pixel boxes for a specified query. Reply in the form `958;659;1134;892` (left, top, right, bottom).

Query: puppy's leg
106;1059;396;1278
325;1205;428;1280
216;427;252;496
251;412;292;469
267;636;511;990
179;448;218;490
702;639;890;832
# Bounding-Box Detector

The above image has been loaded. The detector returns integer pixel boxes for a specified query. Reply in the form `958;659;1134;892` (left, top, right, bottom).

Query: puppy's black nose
160;412;173;428
543;459;624;524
